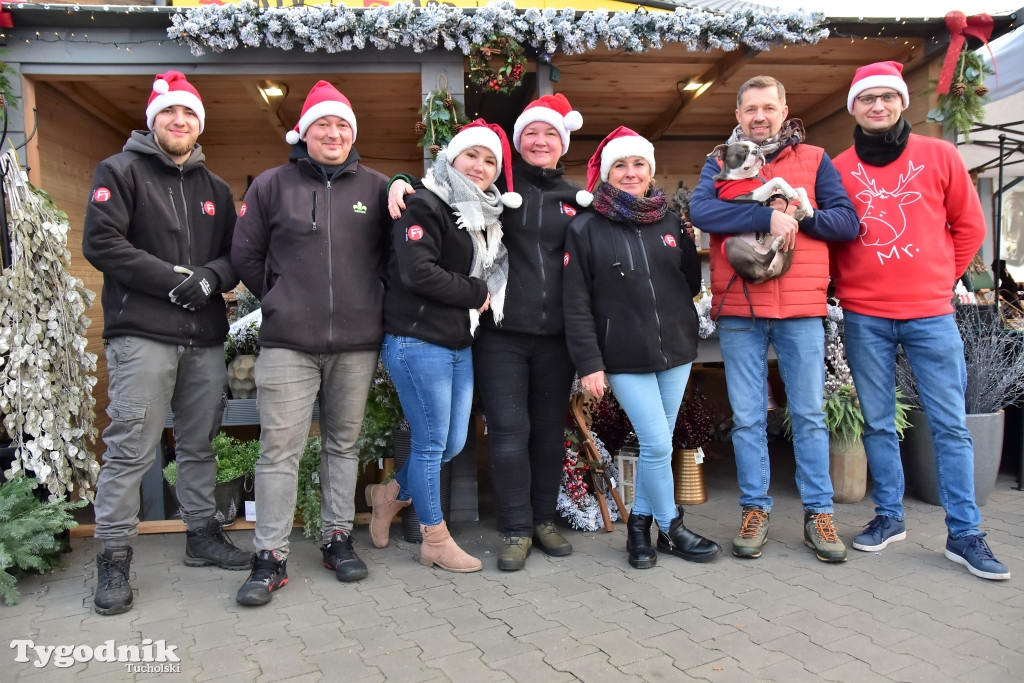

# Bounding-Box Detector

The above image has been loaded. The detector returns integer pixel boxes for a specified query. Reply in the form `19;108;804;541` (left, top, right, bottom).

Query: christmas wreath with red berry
468;35;526;95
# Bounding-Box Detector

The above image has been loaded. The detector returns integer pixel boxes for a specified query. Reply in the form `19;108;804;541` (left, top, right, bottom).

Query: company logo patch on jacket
202;201;216;216
560;202;577;217
662;234;677;248
92;187;111;202
407;225;424;241
563;251;570;267
353;201;368;215
239;202;247;217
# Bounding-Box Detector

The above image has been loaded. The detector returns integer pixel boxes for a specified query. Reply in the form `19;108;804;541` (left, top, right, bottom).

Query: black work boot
185;517;252;570
626;513;657;569
321;530;369;582
94;546;134;615
657;505;722;563
236;550;288;606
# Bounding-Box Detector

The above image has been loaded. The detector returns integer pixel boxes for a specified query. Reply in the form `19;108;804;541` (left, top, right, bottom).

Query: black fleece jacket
82;131;236;346
562;209;701;376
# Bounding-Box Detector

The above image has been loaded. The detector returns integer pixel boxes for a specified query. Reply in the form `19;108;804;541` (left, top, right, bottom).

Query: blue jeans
607;364;691;530
844;311;980;537
718;316;833;513
382;334;474;526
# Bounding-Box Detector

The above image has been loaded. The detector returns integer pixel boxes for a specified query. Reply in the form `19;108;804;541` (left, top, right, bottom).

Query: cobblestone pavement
5;452;1022;682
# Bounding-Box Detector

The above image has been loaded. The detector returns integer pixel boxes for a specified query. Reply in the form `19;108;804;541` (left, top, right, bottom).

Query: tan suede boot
364;479;410;548
419;521;482;572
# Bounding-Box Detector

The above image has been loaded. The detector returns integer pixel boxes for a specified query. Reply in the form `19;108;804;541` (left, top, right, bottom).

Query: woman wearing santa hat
375;119;518;572
563;127;722;569
380;94;588;572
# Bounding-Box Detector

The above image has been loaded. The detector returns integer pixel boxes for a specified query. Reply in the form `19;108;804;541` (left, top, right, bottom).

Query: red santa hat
146;71;205;133
512;93;583;155
576;126;656;207
847;61;910;113
444;119;522;209
286;81;358;145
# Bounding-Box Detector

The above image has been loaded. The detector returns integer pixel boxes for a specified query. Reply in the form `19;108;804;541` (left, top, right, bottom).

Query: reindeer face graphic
851;161;923;247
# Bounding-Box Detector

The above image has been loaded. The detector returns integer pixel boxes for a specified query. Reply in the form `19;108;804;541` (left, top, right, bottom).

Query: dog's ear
708;144;729;161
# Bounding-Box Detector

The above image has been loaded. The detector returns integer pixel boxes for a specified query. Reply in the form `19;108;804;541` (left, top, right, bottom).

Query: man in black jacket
83;71;250;616
231;81;391;606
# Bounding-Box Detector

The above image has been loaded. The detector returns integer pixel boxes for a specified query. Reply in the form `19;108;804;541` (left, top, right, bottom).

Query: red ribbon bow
937;11;995;95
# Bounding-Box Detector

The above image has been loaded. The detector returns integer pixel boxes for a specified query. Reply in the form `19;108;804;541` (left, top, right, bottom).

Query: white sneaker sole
852;530;906;552
944;549;1012;580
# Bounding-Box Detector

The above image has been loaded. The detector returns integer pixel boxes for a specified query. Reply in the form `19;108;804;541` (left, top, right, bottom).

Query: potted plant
672;390;719;505
295;435;324;540
162;432;259;526
224;311;261;399
357;360;406;472
899;296;1024;506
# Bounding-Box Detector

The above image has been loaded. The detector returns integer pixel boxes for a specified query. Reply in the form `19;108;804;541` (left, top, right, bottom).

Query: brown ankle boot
364;479;410;548
419;521;482;573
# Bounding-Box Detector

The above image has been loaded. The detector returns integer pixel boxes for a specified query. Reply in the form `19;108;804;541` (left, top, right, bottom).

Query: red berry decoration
468;35;526;95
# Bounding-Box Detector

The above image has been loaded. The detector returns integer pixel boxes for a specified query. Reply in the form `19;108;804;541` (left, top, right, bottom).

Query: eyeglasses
855;92;902;106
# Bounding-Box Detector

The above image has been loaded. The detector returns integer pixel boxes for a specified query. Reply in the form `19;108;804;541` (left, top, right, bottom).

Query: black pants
474;328;576;535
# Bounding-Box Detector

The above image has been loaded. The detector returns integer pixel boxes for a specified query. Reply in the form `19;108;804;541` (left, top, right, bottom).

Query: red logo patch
560;202;577;217
93;187;111;202
239;202;247;217
663;234;677;248
202;201;216;216
407;225;424;241
563;252;570;267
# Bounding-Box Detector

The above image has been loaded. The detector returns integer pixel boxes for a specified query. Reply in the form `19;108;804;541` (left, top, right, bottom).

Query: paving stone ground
5;446;1022;682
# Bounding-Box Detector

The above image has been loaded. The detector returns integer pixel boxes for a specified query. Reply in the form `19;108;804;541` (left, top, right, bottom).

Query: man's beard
155;129;197;159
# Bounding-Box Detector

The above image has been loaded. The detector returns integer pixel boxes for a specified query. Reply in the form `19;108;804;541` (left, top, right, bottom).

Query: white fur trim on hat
146;80;205;134
847;63;910;113
600;135;656;182
287;100;358;145
446;126;504;173
512;105;582;155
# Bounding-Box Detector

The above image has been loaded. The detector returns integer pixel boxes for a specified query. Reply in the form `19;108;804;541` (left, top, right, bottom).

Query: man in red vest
690;76;859;563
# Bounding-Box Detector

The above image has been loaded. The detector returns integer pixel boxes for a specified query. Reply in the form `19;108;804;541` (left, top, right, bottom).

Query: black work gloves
169;265;220;311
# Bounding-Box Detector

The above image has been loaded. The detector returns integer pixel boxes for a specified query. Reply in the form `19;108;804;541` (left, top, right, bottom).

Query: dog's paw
794;206;814;220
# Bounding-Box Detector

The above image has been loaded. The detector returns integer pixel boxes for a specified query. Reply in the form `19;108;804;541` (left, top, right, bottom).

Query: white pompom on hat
146;71;205;133
847;60;910;113
575;125;656;207
445;119;522;209
512;93;583;155
286;80;357;145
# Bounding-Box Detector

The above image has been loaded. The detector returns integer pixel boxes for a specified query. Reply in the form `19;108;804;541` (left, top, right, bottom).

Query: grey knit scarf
423;152;508;334
727;118;806;157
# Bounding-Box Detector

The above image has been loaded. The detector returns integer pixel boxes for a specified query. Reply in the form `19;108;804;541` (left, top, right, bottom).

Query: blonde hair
736;76;786;109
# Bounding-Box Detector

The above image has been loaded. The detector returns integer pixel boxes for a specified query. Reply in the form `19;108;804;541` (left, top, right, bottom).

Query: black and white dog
709;141;813;284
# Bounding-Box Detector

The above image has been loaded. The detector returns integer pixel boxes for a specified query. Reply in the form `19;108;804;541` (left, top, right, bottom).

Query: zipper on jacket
325;180;334;347
633;226;668;365
174;171;198;343
311;191;318;231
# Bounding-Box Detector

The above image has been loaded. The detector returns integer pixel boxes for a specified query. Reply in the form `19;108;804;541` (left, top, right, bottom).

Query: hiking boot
497;536;532;571
852;515;906;552
656;505;721;563
626;512;657;569
533;522;572;557
321;530;368;582
94;546;133;615
804;512;848;563
732;507;769;558
945;533;1011;580
236;550;288;606
185;517;252;570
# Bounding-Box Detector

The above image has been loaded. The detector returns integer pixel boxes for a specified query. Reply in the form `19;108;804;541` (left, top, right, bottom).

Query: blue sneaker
852;515;907;552
944;533;1011;580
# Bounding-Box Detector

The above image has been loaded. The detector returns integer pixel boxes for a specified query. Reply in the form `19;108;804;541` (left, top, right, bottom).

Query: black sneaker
236;550;288;606
185;517;252;570
94;547;134;615
321;530;368;582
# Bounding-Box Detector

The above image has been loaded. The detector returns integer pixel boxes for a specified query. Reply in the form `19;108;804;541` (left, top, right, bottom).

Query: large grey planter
900;408;1003;507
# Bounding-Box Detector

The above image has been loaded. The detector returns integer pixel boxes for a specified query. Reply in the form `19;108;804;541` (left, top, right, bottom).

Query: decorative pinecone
443;96;455;109
452;123;463;134
429;144;441;156
974;85;989;97
414;121;427;135
950;82;967;97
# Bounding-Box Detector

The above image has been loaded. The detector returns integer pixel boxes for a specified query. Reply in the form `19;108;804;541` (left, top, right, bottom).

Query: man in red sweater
832;61;1010;580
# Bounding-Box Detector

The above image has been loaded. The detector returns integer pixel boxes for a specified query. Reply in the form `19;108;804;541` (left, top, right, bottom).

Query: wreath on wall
414;75;468;158
468;35;525;95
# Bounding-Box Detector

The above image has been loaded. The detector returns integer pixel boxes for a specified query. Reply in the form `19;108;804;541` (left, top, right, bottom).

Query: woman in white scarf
369;120;519;572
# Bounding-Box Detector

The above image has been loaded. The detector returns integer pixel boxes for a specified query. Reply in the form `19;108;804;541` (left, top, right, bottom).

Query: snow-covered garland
168;1;828;57
557;428;621;532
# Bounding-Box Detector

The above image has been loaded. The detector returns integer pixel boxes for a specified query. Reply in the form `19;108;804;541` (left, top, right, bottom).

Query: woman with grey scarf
372;120;519;572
